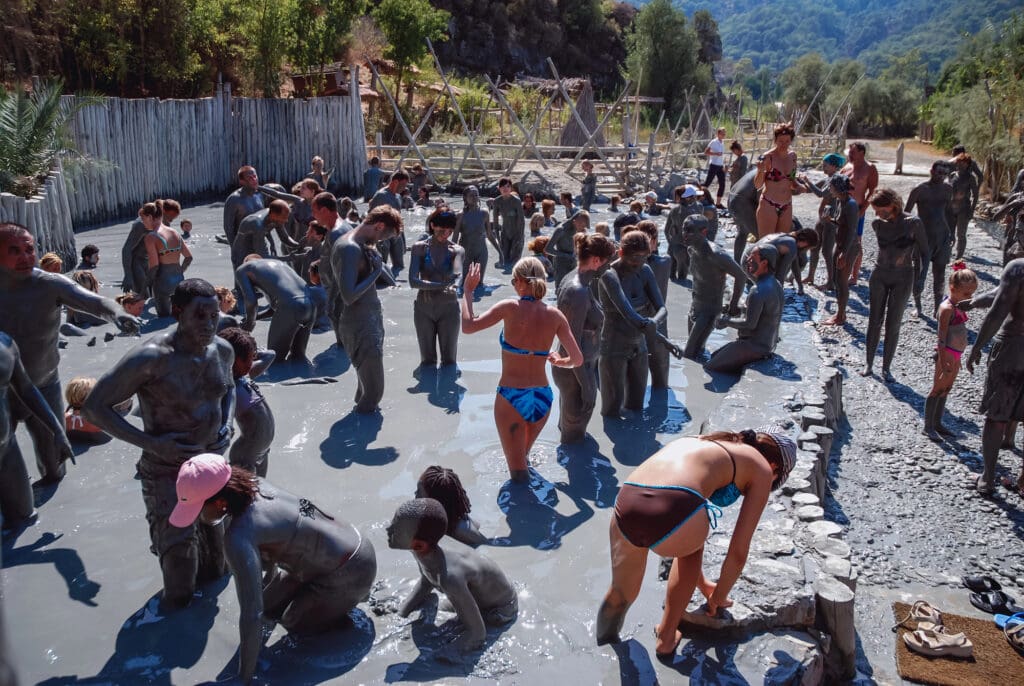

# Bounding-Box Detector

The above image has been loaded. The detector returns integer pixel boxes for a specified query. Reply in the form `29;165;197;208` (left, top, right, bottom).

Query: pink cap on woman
169;454;231;528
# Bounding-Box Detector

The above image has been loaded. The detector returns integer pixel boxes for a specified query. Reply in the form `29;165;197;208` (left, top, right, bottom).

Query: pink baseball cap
169;454;231;528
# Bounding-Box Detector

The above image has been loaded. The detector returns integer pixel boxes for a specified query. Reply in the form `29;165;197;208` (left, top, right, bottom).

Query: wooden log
815;575;856;680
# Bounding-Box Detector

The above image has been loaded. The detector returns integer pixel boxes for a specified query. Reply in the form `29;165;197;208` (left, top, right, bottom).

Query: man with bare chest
331;206;403;413
841;142;879;286
84;278;235;609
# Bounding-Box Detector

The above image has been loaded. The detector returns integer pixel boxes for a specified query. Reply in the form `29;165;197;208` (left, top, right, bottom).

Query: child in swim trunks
924;262;978;440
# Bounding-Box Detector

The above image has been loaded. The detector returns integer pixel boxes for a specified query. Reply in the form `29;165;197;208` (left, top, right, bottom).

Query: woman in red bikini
596;427;796;657
754;122;802;237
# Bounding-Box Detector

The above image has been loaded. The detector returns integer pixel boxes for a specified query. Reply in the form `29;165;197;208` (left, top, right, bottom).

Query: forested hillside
678;0;1020;73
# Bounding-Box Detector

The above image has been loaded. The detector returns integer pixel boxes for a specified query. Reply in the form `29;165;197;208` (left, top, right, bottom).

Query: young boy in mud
218;327;275;476
388;498;517;651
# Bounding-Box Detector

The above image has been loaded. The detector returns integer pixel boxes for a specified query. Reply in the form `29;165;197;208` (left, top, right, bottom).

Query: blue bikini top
499;298;549;356
707;441;741;507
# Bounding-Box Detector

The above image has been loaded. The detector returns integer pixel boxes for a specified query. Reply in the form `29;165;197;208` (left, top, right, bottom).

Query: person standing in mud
754;122;801;237
546;210;589;292
961;257;1024;497
409;208;464;367
664;185;703;280
310;192;352;347
235;255;316;363
144;203;193;318
860;189;929;382
636;221;673;388
493;178;526;270
332;206;403;414
453;186;493;290
841;142;879;286
906;161;955;317
949;144;984;190
1;223;139;487
598;231;667;417
369;169;408;270
681;216;751;360
224;166;264;246
553;234;617;443
797;152;845;289
727;169;759;264
230;201;296;272
83;278;234;610
949;153;979;261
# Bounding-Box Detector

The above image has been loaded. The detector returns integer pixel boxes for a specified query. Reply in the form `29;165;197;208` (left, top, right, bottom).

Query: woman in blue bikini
461;258;584;483
596;427;796;657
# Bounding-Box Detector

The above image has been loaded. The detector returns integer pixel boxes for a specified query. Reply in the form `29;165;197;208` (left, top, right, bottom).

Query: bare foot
859;367;873;377
1000;474;1024;498
821;314;845;326
801;277;814;285
654;625;683;657
698;577;716;601
882;369;896;384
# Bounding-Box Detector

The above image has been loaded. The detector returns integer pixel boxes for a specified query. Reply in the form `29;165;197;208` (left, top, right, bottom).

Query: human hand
966;348;981;374
463;263;482;292
58;435;75;466
241;318;256;332
836;254;847;271
115;313;141;334
547;352;574;368
955;298;974;312
715;317;729;330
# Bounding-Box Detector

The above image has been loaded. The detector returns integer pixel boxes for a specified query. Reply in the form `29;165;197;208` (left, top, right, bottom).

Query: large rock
677;630;824;685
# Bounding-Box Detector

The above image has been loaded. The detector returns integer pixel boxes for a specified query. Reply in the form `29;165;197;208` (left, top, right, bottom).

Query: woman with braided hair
461;257;584;483
596;426;797;658
416;465;487;545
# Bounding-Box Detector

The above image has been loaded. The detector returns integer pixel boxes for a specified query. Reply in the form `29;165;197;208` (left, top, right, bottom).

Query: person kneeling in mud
171;455;376;684
388;498;517;654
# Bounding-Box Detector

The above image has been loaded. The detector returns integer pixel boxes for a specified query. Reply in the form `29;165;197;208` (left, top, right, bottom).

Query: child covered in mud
416;466;487;546
527;236;554;277
114;291;145;318
387;498;517;652
923;262;978;440
214;285;240;331
218;327;276;476
64;377;132;444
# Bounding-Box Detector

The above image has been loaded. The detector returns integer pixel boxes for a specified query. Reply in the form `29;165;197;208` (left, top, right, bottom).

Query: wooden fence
0;160;77;267
63;74;367;227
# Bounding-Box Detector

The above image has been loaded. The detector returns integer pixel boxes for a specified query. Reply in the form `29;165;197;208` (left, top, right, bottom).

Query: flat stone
792;493;820;507
822;556;855;590
797;505;824;522
806;520;843;538
752;531;797;558
813;537;851;559
728;630;824;686
783;478;812;496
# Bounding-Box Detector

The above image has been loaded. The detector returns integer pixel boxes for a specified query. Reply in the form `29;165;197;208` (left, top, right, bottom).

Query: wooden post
365;57;434;183
816;575;856;680
484;75;548;174
546;59;618;183
894;142;905;175
565;80;632;175
426;38;489;182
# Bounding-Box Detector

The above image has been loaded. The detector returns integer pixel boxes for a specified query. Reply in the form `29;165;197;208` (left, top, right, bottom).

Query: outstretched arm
55;277;140;333
224;532;265;684
461;264;509;334
721;283;765;333
399;574;433;618
709;478;770;614
235;266;259;330
966;265;1022;372
257;185;301;204
8;339;72;462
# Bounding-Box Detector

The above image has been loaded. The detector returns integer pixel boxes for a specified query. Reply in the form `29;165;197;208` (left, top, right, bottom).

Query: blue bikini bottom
496;385;554;423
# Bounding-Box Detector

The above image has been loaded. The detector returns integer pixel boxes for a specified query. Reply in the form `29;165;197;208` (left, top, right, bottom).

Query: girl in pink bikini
754;122;802;237
924;262;978;440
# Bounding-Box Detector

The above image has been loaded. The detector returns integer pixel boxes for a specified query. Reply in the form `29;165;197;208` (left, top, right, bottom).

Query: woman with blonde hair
461;257;584;482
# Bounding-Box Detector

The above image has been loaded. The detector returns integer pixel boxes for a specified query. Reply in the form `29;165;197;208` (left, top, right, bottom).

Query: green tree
372;0;450;100
693;9;722;65
286;0;366;94
624;0;710;114
0;79;101;197
245;0;295;97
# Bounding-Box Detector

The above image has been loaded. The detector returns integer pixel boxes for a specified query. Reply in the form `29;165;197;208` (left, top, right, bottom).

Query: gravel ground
792;160;1024;682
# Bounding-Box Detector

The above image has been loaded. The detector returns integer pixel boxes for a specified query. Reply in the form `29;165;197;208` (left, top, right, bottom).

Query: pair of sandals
894;601;974;659
965;576;1024;656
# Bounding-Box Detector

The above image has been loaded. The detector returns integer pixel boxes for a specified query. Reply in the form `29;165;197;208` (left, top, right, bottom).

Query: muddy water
5;199;810;684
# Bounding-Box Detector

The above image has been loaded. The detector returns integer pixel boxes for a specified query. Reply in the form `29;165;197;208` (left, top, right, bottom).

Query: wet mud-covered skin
642;250;672;388
906;167;955;315
553;267;605;443
493;192;525;269
545;218;579;291
229;350;275;476
145;227;192;318
82;289;235;608
214;481;375;683
861;212;929;379
223;184;264;246
313;213;352;346
663;199;703;280
728;169;760;263
682;217;750;360
750;232;801;292
236;258;315;362
332;222;396;413
598;253;666;416
408;235;463;366
0;332;73;526
230;209;297;271
963;258;1024;493
120;219;152;295
453;187;490;288
1;231;139;483
949;163;979;261
707;246;784;374
369;187;404;269
387;501;517;653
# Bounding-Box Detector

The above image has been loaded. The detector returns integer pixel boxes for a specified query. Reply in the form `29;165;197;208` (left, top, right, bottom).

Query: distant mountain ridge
653;0;1019;74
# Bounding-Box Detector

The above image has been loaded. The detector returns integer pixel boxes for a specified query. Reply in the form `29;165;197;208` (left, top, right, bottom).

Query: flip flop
970;591;1023;615
994;612;1024;629
962;575;1002;593
1007;621;1024;656
902;626;974;658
